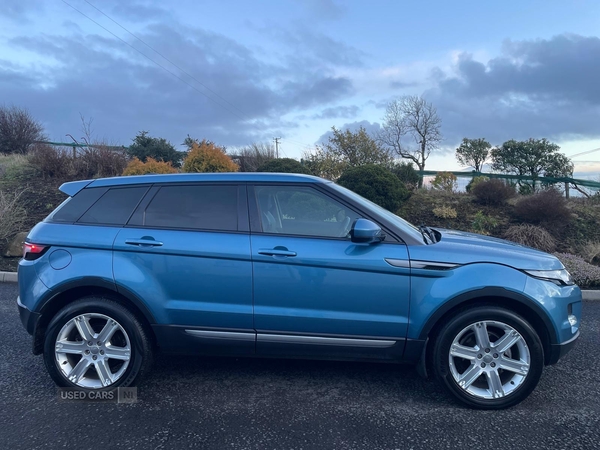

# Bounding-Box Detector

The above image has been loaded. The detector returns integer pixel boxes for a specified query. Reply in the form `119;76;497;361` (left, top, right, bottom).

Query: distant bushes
182;141;238;173
390;162;420;191
432;206;457;219
471;179;516;205
257;157;312;175
337;164;409;212
554;252;600;288
30;144;127;179
514;188;571;228
503;224;556;253
0;189;27;243
122;157;178;175
430;171;457;192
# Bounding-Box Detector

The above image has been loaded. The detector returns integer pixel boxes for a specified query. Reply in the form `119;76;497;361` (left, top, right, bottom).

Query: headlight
524;269;575;286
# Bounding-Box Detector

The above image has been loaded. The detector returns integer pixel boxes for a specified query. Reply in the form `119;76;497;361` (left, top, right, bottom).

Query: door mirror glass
350;218;385;244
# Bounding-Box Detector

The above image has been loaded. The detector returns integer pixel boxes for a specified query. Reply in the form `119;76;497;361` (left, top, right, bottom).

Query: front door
249;184;411;360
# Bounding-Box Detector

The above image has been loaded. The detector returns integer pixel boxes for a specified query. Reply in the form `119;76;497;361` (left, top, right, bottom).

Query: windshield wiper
419;225;436;244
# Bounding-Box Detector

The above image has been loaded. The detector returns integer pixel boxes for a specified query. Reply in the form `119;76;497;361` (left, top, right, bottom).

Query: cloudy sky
2;0;600;172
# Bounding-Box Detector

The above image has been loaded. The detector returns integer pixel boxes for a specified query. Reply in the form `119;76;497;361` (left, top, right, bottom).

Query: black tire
432;306;544;409
43;296;153;390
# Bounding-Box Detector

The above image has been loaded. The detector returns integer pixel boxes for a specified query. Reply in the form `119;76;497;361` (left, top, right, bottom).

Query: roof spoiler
59;179;93;197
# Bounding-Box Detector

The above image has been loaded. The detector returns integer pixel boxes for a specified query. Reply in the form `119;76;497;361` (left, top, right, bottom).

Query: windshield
328;182;424;242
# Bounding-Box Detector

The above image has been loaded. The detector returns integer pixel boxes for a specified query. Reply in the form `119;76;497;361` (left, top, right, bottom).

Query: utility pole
273;137;280;159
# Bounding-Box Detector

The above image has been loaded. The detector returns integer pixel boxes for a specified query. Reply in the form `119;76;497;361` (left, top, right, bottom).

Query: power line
83;0;245;117
60;0;246;122
569;147;600;159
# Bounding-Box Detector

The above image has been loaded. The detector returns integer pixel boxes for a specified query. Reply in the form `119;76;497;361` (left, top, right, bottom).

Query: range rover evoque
17;173;581;409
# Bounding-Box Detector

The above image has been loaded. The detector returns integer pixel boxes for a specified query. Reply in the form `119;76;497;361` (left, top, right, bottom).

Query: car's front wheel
432;306;544;409
43;297;153;390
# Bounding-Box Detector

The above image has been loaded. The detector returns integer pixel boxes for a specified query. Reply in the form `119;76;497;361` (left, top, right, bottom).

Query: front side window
143;185;238;231
255;185;359;238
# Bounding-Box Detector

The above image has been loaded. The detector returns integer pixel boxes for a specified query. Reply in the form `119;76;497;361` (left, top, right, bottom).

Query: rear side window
143;185;238;231
78;187;148;225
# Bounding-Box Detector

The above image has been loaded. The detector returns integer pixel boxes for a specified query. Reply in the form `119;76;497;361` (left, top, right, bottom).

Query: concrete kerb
1;270;600;300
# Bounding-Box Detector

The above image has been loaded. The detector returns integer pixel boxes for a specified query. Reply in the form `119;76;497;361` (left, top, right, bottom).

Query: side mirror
350;218;385;244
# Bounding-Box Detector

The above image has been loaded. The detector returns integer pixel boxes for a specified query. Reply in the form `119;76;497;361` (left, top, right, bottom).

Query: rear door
113;183;254;355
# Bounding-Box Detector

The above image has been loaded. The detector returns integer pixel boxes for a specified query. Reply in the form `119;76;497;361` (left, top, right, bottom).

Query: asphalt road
1;283;599;450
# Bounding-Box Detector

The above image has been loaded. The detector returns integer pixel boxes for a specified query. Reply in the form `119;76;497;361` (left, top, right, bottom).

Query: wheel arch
419;288;558;372
32;279;156;355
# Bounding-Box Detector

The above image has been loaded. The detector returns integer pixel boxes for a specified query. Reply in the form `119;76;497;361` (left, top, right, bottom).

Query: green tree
378;95;442;186
257;157;312;174
324;126;393;167
337;164;409;212
128;131;183;167
491;138;572;193
301;147;346;180
0;105;46;154
456;138;491;172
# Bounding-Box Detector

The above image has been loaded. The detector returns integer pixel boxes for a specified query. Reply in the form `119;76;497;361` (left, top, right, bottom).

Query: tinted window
78;187;148;225
49;187;107;223
143;185;238;231
255;186;359;238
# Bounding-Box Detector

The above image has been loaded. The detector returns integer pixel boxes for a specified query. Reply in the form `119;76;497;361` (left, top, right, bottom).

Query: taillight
22;242;49;261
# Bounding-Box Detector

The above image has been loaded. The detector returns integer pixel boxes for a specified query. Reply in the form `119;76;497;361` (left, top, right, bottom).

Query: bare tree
233;142;276;172
0;105;46;154
378;95;442;185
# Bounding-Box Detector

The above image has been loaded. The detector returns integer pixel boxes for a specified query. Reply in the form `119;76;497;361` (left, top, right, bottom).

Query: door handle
125;239;163;247
258;248;297;257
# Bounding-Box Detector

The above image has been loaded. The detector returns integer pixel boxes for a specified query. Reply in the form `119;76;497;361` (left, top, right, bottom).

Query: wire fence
419;170;600;198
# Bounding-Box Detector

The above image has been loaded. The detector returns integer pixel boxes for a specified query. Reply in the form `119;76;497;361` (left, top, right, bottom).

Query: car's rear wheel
43;297;152;390
432;306;544;409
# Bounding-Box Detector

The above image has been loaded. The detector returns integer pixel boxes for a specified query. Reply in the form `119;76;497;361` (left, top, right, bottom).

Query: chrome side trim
185;330;256;341
410;260;461;270
384;258;410;268
17;296;28;310
257;333;396;348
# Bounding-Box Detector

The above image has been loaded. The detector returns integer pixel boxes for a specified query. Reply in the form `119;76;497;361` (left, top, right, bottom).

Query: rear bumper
17;296;40;336
547;330;580;365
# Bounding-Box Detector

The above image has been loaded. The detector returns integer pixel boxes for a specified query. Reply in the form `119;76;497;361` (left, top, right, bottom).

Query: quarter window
78;187;148;225
143;185;238;231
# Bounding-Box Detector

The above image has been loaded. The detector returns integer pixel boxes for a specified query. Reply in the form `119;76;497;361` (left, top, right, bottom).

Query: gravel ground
1;282;599;449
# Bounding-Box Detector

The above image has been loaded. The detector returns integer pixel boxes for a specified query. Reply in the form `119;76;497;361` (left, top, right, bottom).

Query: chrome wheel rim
449;320;530;400
55;313;131;388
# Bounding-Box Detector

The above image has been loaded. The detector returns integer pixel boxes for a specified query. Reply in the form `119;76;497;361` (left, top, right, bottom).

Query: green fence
419;170;600;197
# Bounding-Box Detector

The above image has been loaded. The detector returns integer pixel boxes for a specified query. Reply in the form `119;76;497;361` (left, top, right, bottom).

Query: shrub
29;144;72;179
0;188;27;244
122;157;178;175
503;224;556;252
73;147;128;178
430;171;457;192
465;175;489;193
128;131;183;167
432;206;457;219
337;164;410;212
390;162;420;191
182;141;238;173
257;158;312;174
471;211;498;235
514;188;571;227
579;241;600;264
471;178;516;205
554;253;600;288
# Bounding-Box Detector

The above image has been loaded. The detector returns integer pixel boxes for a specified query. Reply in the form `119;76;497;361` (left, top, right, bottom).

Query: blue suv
17;173;581;409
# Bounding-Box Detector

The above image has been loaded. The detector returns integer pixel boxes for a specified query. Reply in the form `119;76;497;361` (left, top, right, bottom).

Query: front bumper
17;296;40;336
547;330;580;365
